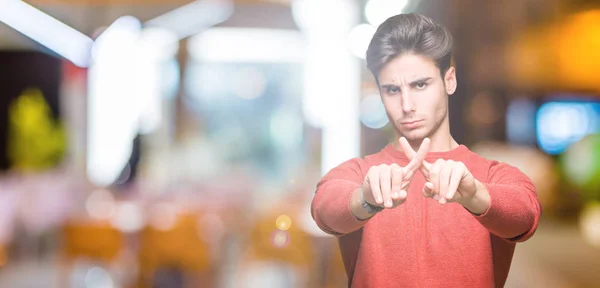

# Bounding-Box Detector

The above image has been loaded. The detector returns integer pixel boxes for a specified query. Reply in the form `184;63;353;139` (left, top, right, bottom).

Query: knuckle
445;163;454;171
367;169;374;178
367;170;378;180
379;167;390;176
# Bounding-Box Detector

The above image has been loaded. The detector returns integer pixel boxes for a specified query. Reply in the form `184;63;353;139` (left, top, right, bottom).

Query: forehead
378;53;440;83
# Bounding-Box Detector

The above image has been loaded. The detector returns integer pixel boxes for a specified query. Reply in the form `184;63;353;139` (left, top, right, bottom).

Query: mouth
400;119;424;128
401;120;423;125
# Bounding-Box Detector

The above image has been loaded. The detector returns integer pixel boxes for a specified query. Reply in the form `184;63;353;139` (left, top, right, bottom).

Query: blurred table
506;219;600;288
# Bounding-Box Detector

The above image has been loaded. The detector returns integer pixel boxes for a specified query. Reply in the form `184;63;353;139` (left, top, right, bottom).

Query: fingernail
392;192;399;198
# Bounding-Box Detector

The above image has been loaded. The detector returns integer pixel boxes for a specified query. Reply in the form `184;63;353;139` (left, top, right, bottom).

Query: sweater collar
382;143;470;162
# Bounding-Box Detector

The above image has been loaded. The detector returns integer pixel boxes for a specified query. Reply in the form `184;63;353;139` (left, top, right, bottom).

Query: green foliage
7;88;66;171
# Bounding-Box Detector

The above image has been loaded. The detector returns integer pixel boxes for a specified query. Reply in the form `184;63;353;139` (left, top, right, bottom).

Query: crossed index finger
400;137;431;173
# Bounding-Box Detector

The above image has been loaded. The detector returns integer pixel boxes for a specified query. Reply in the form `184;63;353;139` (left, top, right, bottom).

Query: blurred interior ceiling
2;0;599;93
0;0;296;50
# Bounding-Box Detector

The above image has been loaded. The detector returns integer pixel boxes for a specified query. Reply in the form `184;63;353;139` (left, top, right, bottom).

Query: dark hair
366;13;453;80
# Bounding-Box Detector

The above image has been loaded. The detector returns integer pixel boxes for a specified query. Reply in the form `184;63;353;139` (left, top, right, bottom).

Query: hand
362;138;430;209
399;137;477;205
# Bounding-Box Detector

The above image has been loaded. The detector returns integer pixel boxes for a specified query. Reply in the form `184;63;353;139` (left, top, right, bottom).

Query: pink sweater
311;144;541;287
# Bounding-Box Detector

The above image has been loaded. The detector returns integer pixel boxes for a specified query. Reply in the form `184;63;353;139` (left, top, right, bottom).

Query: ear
444;67;457;95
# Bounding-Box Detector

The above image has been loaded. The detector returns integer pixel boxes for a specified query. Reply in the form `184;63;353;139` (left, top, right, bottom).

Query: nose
401;91;414;113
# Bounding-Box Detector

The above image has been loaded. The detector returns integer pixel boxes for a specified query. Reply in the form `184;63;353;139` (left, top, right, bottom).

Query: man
311;13;541;287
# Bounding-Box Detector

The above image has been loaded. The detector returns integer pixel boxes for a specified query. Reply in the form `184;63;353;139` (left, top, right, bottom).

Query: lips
401;120;423;128
402;120;422;125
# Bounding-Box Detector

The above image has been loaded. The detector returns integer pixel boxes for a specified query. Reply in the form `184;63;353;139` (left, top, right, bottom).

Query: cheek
420;90;446;116
433;94;449;118
382;97;401;114
416;92;437;110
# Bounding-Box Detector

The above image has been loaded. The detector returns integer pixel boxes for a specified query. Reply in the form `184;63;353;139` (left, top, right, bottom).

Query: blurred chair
236;209;317;288
60;220;124;287
137;212;213;288
0;243;6;268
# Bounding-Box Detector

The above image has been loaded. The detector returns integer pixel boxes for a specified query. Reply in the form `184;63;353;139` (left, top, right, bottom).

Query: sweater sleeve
311;158;368;236
472;161;542;242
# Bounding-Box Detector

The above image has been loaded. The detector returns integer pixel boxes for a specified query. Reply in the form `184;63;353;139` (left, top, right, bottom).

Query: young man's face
377;53;456;142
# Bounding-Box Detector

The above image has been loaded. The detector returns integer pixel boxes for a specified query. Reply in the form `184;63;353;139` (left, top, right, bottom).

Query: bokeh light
275;215;292;231
348;24;376;59
468;91;501;126
271;230;290;249
85;266;114;288
560;133;600;199
198;212;225;244
148;202;179;231
269;109;303;150
365;0;410;27
580;201;600;248
85;189;116;220
232;67;267;100
110;202;144;233
506;98;537;145
536;101;600;155
360;94;389;129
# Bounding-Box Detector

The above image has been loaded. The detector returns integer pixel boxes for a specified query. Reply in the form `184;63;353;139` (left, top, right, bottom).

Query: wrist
461;180;491;215
350;188;381;220
360;189;384;214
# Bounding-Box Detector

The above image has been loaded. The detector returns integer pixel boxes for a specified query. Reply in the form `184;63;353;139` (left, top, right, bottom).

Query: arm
310;158;371;236
469;161;542;242
312;139;432;236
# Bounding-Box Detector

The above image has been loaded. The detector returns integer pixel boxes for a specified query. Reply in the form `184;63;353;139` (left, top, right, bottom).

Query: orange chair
0;243;7;268
237;210;317;287
60;220;124;287
62;221;123;262
137;212;213;288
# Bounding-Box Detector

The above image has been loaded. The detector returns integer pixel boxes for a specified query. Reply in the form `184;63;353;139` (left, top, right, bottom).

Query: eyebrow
380;77;433;89
408;77;433;85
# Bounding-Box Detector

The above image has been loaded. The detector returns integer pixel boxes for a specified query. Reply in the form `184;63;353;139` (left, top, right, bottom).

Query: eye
415;82;427;90
387;86;400;94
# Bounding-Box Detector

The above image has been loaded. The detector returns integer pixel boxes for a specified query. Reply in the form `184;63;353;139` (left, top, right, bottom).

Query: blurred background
0;0;599;287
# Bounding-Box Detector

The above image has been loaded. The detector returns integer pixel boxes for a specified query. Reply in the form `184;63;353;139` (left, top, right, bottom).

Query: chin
399;129;428;142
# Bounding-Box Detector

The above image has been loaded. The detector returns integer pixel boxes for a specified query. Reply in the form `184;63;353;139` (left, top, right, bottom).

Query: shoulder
461;148;530;183
322;148;390;182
